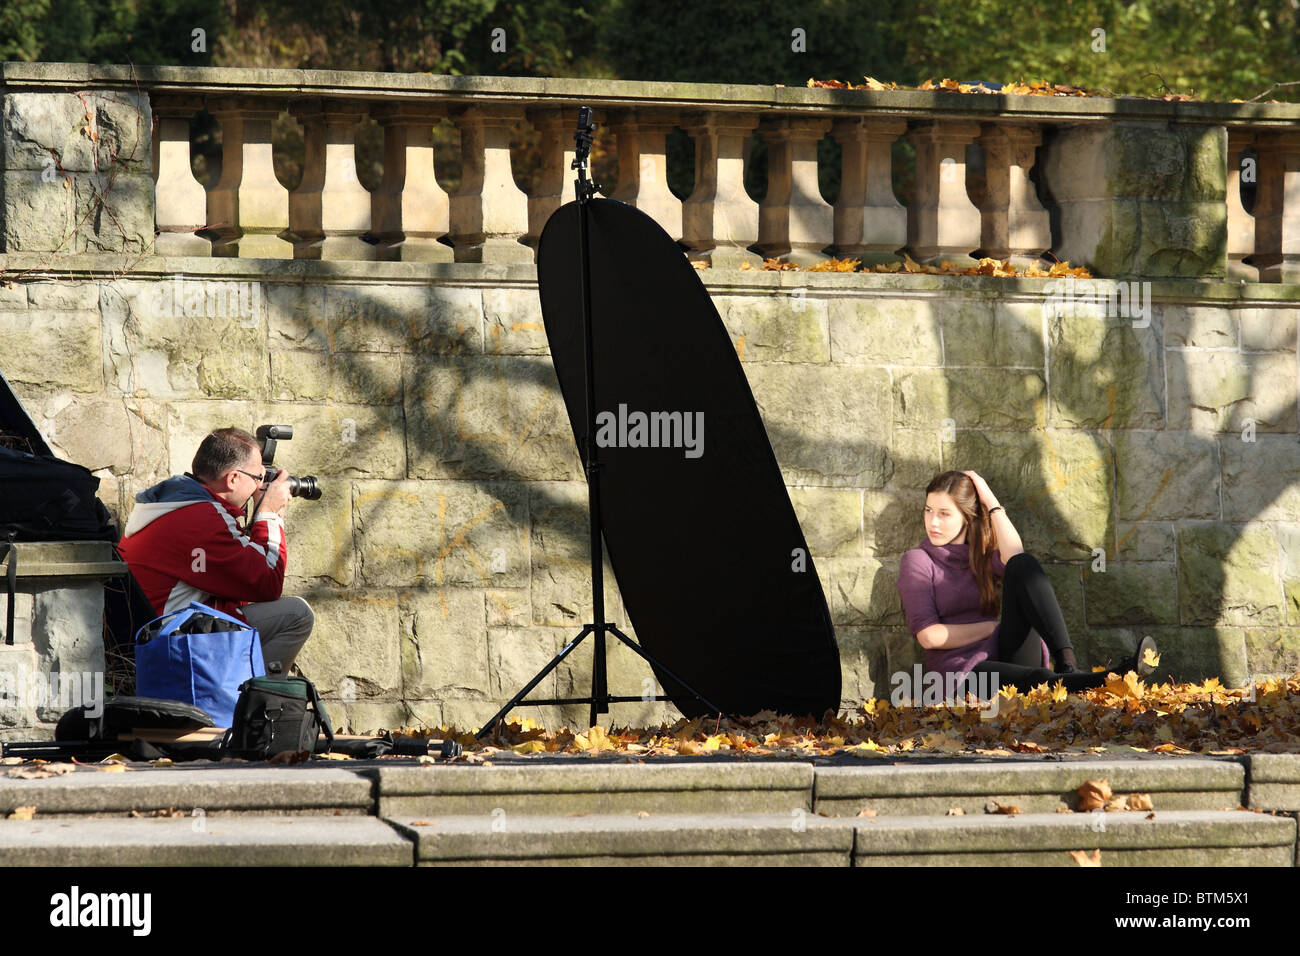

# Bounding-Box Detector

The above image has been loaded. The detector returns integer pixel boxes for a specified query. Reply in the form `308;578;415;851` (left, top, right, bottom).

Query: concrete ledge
852;810;1296;866
815;759;1246;816
374;762;814;817
1247;755;1300;811
0;767;374;816
388;813;853;866
0;817;412;866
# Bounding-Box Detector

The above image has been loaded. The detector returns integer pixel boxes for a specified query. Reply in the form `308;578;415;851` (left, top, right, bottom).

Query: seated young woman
896;469;1158;702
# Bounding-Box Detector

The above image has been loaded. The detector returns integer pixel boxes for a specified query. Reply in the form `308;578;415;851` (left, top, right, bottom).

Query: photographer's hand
253;469;290;519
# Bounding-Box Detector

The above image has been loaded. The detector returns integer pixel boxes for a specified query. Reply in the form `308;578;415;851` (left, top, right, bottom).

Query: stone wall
3;257;1299;732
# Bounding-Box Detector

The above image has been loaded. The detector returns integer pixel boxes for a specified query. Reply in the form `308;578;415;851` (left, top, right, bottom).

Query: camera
255;424;322;500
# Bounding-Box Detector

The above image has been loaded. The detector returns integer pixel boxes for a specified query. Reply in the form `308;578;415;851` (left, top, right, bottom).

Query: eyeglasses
235;468;268;485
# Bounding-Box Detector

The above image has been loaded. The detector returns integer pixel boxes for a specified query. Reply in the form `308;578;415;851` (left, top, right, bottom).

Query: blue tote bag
135;602;265;728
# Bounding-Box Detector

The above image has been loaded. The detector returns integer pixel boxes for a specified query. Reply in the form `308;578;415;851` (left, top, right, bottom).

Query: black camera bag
222;675;334;760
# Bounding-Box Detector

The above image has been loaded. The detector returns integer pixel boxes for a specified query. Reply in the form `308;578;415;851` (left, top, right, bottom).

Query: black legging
962;552;1111;695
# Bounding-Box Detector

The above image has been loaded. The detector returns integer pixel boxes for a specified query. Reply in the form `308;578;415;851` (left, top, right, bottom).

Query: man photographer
117;427;313;677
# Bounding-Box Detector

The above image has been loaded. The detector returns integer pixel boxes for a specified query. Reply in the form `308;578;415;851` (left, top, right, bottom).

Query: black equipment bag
223;675;335;760
56;696;216;742
0;445;116;542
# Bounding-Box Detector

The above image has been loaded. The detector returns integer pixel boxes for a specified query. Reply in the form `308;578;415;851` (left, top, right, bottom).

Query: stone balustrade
2;63;1297;278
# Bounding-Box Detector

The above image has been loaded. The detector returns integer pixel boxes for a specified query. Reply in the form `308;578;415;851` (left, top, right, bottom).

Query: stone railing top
7;541;125;580
5;62;1299;127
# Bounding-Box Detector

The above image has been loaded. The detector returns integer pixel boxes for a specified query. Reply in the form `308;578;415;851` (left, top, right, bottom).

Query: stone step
1245;754;1300;810
373;761;815;817
388;810;1296;867
0;767;373;817
0;817;413;866
815;758;1247;816
852;809;1297;867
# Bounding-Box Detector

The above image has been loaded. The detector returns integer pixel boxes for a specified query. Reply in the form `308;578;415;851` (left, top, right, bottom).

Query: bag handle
134;601;254;645
3;532;16;647
301;677;335;753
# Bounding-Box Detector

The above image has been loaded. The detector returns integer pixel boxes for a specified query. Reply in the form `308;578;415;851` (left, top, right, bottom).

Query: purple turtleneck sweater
896;539;1049;678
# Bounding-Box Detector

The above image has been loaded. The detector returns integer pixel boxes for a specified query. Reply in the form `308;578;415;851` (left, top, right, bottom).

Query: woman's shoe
1113;635;1160;677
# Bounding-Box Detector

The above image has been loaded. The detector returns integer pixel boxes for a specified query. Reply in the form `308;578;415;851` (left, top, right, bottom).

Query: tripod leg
606;625;732;721
476;625;594;739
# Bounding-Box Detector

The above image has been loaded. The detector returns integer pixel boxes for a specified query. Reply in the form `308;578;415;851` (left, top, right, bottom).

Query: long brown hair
925;471;1002;616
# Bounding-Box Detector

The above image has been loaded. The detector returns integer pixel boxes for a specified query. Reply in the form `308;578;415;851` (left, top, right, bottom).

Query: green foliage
603;0;909;86
905;0;1300;100
2;0;227;66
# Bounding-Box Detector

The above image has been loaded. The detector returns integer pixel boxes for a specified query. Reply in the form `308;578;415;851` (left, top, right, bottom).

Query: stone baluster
756;117;832;264
831;117;907;266
681;112;760;267
1252;130;1300;284
1226;129;1257;281
524;107;578;252
206;97;292;258
369;104;451;262
288;99;373;260
151;96;209;256
447;105;531;263
608;110;682;242
976;123;1051;266
905;121;982;266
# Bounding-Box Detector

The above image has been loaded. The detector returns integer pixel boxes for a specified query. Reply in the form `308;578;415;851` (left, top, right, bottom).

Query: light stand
477;107;727;738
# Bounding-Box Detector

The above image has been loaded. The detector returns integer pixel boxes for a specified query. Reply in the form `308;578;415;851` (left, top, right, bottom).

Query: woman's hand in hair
962;470;999;511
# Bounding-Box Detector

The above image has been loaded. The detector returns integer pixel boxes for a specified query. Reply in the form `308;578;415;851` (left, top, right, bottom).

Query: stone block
282;483;353;585
271;350;403;405
483;288;548;356
26;281;100;311
1041;562;1085;643
1047;309;1163;428
1238;307;1297;352
0;282;27;309
335;700;412;736
1083;562;1179;626
556;628;679;728
267;283;327;349
100;278;267;400
3;90;150;174
353;480;528;588
943;298;1044;370
828;297;933;365
487;626;559;699
887;428;942;491
1168;351;1296;432
1243;628;1300;679
1113;431;1219;520
836;627;894;704
945;429;1111;561
863;489;924;558
292;589;402;698
37;397;164;480
1221;435;1300;522
326;284;482;354
894;367;1045;430
405;356;582;482
746;364;891;487
1176;524;1282;627
486;588;531;627
817;556;904;627
1114;522;1176;563
1273;525;1300;626
253;401;405;479
400;588;490;698
0;310;101;392
789;487;862;558
528;481;624;627
164;401;254;476
1163;304;1235;348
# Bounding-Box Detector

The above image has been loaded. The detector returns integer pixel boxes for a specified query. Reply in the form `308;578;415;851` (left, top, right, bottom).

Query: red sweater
117;474;286;621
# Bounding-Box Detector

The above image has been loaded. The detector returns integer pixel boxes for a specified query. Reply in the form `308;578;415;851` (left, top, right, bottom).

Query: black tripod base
475;622;728;739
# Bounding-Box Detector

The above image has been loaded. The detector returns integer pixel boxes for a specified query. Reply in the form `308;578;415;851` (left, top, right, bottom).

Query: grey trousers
241;596;314;676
